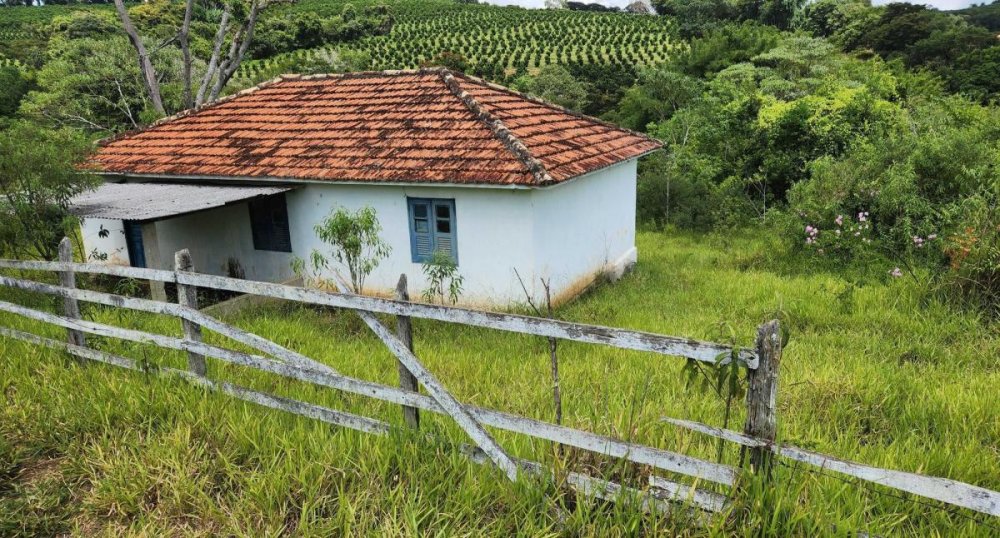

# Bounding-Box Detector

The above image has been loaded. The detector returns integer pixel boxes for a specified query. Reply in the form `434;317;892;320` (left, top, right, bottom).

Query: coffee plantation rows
236;0;679;84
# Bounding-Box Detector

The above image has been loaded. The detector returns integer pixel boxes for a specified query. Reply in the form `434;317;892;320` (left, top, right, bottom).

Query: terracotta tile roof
90;68;662;187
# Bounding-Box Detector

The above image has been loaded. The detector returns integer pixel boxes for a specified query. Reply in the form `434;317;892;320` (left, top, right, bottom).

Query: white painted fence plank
0;275;337;375
0;258;756;366
0;326;720;518
327;275;519;482
0;297;736;485
662;417;1000;517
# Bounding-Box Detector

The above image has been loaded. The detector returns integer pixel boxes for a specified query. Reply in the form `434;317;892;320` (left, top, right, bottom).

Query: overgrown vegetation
0;232;997;535
1;0;1000;532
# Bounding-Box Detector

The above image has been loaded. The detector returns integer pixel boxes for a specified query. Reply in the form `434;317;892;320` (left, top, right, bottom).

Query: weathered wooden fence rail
0;246;996;522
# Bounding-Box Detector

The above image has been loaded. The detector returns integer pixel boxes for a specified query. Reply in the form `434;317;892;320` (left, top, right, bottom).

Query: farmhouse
75;68;661;306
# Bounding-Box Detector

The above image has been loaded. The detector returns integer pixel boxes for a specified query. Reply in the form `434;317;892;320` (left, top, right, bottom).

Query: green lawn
0;231;997;536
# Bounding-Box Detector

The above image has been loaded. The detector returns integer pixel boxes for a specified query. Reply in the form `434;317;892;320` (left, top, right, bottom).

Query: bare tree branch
112;0;166;115
196;6;231;107
210;0;264;102
179;0;195;109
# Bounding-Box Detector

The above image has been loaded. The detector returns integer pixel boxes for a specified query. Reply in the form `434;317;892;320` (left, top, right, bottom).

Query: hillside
238;0;677;83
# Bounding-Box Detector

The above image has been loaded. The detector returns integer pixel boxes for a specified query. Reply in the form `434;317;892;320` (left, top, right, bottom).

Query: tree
625;0;651;14
0;66;31;118
20;36;181;132
297;206;391;294
0;121;98;261
113;0;270;113
544;0;567;8
421;51;469;73
514;65;589;111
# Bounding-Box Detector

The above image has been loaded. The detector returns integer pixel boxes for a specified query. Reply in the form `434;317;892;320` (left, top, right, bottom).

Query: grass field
1;230;998;536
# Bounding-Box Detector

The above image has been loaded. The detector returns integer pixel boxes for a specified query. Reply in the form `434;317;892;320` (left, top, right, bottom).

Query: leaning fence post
395;274;420;429
174;249;206;376
57;237;86;349
743;319;782;477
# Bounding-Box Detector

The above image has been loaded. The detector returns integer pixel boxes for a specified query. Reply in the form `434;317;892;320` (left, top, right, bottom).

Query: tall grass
0;230;997;536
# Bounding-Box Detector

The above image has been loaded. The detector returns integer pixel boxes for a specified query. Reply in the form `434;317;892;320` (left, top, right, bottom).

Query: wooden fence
0;237;996;522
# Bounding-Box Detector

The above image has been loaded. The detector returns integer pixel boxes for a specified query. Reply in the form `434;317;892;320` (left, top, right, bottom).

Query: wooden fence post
743;319;782;476
395;274;420;429
174;249;206;376
58;237;86;349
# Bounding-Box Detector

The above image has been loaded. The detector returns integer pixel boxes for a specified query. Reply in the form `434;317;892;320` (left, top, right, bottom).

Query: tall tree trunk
113;0;166;116
196;7;231;107
179;0;195;109
209;0;263;102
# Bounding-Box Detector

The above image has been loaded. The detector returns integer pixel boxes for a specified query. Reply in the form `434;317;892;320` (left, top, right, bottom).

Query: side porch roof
70;182;294;222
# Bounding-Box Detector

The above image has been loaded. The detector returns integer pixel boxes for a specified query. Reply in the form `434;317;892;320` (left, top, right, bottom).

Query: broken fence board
661;417;1000;518
0;258;756;366
328;274;519;482
0;297;737;486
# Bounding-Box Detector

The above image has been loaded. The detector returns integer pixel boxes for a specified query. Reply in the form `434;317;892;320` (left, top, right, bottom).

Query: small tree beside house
294;206;391;294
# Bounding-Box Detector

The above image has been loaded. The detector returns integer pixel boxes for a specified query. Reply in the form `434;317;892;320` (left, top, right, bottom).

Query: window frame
248;193;293;253
407;197;458;265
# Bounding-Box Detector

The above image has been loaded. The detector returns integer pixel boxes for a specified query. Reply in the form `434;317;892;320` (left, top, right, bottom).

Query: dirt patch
17;457;64;487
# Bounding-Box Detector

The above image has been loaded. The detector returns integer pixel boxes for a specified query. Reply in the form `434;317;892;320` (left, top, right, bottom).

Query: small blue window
408;198;457;264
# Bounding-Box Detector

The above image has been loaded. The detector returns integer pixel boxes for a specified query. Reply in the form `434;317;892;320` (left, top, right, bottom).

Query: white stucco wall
150;202;295;282
80;159;638;306
529;159;638;303
284;183;536;305
80;218;129;265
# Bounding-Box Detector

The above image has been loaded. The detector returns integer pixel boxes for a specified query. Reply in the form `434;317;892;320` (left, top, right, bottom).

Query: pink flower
890;267;903;278
835;215;844;226
928;234;937;240
858;211;869;223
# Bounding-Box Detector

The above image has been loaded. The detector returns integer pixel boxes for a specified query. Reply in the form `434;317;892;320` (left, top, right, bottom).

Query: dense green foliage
796;0;1000;103
0;121;96;261
0;232;997;534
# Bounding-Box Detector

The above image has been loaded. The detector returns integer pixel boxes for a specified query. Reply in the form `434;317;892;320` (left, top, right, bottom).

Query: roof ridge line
437;69;554;185
96;75;286;148
453;71;660;144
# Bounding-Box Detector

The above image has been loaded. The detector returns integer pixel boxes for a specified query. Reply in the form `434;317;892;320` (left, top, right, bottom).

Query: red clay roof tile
90;69;661;186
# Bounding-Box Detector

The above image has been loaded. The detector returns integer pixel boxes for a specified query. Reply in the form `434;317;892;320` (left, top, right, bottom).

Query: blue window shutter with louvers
408;198;457;264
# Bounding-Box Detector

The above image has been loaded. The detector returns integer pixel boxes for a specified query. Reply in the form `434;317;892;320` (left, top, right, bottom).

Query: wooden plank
173;270;757;367
0;324;728;517
0;259;177;283
394;274;420;429
462;445;715;521
0;257;756;366
0;296;736;486
0;325;718;519
328;274;519;482
140;224;168;302
57;238;86;349
661;418;1000;518
648;475;729;513
0;325;386;435
0;274;337;375
174;249;206;376
744;320;781;475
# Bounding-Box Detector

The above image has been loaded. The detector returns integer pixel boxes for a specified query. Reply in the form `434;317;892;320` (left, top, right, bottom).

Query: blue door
123;221;146;268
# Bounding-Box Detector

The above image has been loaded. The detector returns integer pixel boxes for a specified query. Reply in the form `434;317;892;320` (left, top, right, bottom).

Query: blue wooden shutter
409;198;457;264
409;199;433;262
431;200;457;263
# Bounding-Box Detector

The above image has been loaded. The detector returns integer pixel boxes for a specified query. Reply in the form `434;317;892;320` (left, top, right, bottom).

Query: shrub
296;206;391;294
